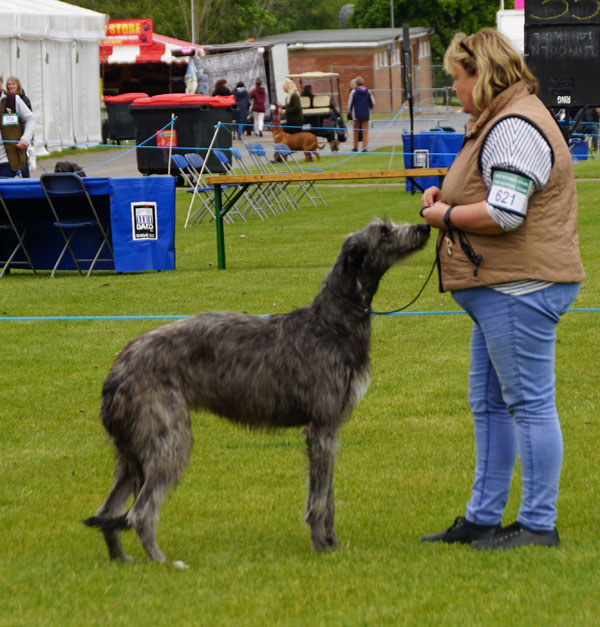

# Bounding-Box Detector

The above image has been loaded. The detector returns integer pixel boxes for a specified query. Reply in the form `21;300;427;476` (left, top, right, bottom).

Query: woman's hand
420;187;449;228
421;186;441;208
420;201;451;229
420;197;505;235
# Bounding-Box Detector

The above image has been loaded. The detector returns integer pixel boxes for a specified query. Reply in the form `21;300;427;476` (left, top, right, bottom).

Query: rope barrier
1;308;599;322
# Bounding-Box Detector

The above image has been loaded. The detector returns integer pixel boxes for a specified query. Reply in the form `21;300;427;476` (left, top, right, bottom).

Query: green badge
488;170;532;215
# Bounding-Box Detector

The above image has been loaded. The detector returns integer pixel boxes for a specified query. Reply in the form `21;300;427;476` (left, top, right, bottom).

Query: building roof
205;27;433;52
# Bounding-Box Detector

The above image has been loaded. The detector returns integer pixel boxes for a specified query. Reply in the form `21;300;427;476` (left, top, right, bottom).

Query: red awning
130;94;235;108
100;33;205;65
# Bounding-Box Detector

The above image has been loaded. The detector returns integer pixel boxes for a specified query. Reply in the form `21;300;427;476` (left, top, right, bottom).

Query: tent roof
100;33;205;65
0;0;107;40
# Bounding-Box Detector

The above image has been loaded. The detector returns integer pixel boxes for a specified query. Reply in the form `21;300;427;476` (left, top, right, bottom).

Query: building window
418;39;431;60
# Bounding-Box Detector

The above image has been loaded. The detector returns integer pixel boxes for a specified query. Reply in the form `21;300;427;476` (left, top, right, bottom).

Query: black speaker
524;0;600;106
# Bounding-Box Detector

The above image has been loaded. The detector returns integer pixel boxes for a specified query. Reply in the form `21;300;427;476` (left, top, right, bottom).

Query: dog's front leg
304;423;338;551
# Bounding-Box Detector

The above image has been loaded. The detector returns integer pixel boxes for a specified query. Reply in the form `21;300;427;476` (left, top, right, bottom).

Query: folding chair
213;150;270;221
243;144;285;216
247;143;300;213
183;152;236;227
171;154;197;187
0;189;37;277
40;173;114;277
273;143;327;208
229;148;273;219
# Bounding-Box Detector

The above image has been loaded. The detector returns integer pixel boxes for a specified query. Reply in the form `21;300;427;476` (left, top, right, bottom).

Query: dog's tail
83;514;130;531
317;142;327;150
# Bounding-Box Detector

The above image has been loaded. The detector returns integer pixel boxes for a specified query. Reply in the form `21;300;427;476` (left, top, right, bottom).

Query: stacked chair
271;143;327;208
176;141;328;229
40;173;114;277
0;189;37;277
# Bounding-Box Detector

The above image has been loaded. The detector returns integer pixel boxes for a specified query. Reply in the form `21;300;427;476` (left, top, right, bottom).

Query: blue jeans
452;283;580;531
0;162;21;178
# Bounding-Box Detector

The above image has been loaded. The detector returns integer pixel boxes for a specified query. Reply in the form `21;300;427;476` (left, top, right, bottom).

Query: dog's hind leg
127;399;193;564
304;423;339;551
87;455;137;561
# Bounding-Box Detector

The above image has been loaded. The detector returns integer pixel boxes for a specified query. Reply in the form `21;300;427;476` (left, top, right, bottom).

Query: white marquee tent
0;0;107;154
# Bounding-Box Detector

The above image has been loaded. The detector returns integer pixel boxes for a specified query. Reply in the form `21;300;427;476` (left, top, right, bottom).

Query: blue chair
0;189;37;277
569;137;589;163
40;173;114;277
171;154;197;187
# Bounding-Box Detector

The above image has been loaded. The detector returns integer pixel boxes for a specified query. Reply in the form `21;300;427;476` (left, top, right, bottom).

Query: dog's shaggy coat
84;219;430;565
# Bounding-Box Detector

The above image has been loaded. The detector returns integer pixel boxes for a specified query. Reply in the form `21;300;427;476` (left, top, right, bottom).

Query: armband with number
488;170;533;217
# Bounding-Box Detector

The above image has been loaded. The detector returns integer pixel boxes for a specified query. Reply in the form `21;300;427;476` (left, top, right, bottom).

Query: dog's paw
172;560;189;569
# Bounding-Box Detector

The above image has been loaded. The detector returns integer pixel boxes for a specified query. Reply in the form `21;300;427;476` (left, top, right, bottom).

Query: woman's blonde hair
444;27;539;113
6;76;24;95
283;77;298;95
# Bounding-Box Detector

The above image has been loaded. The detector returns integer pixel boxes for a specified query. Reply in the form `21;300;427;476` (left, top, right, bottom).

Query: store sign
101;19;153;46
156;130;177;148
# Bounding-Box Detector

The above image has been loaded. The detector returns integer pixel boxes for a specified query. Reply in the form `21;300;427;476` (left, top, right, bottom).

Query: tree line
73;0;505;62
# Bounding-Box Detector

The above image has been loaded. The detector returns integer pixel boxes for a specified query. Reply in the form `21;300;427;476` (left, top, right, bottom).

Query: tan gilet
0;94;26;171
437;81;585;292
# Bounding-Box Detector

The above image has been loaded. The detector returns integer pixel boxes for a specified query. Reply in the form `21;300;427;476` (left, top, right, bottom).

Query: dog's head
269;123;285;139
327;219;430;305
54;161;86;177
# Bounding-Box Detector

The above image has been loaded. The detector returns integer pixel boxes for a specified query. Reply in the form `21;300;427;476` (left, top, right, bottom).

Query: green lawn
0;170;598;625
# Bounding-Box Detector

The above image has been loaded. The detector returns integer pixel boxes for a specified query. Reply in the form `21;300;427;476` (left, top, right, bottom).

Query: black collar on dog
325;284;371;314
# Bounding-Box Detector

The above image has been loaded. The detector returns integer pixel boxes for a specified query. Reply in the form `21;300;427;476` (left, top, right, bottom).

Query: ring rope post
215;183;226;269
167;113;176;176
184;121;223;229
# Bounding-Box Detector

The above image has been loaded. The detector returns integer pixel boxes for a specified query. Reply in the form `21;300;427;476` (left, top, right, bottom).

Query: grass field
1;154;599;626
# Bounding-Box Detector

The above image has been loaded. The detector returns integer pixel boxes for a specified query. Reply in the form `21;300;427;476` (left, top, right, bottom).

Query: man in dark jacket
347;76;375;152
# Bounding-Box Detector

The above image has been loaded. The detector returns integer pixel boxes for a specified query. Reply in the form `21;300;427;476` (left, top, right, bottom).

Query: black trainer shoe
420;516;500;544
472;521;560;550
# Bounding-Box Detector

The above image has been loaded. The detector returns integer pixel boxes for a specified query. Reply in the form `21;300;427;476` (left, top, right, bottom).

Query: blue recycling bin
402;130;464;192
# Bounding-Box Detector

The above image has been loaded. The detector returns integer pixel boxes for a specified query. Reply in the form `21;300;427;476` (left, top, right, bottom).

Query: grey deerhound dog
84;219;430;566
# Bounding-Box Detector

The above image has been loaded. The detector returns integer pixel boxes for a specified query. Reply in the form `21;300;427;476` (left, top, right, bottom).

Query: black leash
371;254;438;315
325;252;439;316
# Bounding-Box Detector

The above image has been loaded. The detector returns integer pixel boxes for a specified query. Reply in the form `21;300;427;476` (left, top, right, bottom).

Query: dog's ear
343;241;368;271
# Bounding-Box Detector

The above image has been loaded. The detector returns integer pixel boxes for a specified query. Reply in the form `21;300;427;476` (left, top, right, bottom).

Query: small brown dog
270;123;326;161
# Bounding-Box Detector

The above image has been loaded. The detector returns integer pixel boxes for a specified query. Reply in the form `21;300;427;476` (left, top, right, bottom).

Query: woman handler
419;28;585;550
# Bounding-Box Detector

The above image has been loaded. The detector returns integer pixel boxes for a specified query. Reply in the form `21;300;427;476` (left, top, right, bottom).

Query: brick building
205;27;434;114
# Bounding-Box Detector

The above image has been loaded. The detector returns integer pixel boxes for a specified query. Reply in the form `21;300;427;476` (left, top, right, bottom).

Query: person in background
347;76;374;152
211;79;231;97
277;78;303;135
572;106;600;151
347;78;361;145
5;76;33;177
419;28;584;550
300;84;314;107
232;81;250;141
0;73;35;178
249;77;267;137
6;76;32;111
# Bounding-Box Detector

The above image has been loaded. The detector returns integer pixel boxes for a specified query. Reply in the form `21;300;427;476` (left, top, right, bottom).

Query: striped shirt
479;116;554;295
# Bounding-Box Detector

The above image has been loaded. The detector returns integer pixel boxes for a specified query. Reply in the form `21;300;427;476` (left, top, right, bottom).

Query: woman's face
451;64;477;114
6;80;17;94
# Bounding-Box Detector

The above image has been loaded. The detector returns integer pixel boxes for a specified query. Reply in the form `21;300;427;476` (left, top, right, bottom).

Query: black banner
525;0;600;106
